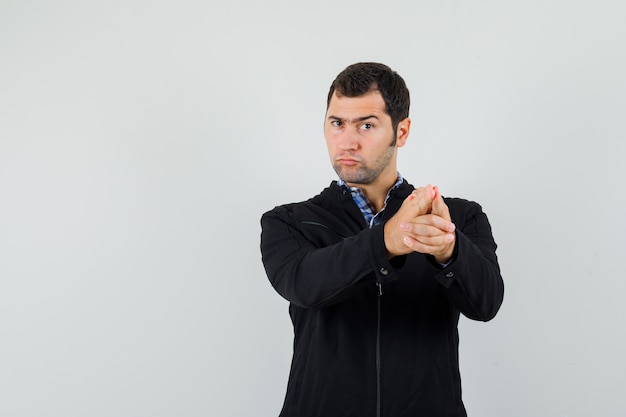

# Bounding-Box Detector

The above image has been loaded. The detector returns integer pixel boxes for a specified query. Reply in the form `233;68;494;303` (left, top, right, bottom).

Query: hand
384;185;456;263
384;185;436;257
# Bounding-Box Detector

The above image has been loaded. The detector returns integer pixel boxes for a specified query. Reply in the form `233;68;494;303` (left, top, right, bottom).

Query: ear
395;117;411;148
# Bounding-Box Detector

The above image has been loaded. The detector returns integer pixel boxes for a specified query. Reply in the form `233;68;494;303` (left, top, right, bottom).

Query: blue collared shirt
338;173;404;229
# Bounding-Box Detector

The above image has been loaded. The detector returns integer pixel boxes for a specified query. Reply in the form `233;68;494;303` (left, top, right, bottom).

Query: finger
401;220;443;237
410;232;455;246
403;214;455;234
402;233;455;253
409;186;435;215
431;187;452;222
409;185;436;200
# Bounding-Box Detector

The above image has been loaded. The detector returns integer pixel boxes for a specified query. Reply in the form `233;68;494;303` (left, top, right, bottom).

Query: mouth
336;156;361;166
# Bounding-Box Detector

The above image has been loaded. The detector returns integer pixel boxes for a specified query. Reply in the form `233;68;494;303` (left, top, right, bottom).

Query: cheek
323;129;331;144
324;132;337;147
324;137;335;155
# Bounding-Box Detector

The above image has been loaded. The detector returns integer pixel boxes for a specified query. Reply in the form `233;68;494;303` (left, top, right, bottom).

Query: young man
260;62;504;417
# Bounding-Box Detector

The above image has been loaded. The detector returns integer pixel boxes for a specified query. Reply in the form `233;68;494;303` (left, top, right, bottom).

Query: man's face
325;90;407;187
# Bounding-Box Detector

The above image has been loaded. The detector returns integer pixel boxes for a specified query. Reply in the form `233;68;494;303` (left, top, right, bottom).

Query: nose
337;128;359;151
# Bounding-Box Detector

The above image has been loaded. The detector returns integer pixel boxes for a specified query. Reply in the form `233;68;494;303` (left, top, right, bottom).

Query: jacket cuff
367;224;399;284
432;231;467;288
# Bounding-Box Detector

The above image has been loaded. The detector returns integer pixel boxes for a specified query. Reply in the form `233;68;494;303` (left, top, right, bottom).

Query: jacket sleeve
432;199;504;321
260;206;399;309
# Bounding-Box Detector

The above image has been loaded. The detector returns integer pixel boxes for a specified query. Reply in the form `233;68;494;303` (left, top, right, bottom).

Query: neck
346;172;399;212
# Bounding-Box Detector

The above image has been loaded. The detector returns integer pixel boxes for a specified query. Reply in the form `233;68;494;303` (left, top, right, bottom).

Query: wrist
434;235;456;264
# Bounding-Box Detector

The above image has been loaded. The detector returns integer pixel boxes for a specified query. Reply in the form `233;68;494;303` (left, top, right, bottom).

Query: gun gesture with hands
384;184;456;264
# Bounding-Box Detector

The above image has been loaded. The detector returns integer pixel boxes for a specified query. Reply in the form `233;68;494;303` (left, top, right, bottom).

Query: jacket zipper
376;282;383;417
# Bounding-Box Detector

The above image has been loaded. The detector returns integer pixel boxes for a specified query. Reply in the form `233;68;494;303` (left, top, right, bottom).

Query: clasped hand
384;184;456;263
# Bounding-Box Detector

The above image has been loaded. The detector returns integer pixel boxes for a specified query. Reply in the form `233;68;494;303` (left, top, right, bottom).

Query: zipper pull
376;282;383;296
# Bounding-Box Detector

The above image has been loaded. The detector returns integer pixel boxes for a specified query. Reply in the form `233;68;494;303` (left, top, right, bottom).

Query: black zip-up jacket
260;180;504;417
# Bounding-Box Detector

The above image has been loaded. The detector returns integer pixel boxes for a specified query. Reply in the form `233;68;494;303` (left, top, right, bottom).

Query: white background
1;0;625;416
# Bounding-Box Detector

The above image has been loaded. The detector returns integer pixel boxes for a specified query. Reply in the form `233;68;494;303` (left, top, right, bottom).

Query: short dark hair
327;62;410;132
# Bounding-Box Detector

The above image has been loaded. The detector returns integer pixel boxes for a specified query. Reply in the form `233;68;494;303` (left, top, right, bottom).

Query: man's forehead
327;90;388;118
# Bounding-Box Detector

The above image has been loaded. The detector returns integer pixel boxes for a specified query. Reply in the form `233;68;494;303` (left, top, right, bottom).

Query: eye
330;120;342;127
360;123;374;130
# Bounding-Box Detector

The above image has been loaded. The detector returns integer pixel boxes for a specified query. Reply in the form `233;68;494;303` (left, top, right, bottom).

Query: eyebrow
327;115;379;123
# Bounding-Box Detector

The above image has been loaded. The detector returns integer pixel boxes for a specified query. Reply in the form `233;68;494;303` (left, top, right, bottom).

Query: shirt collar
338;173;404;227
